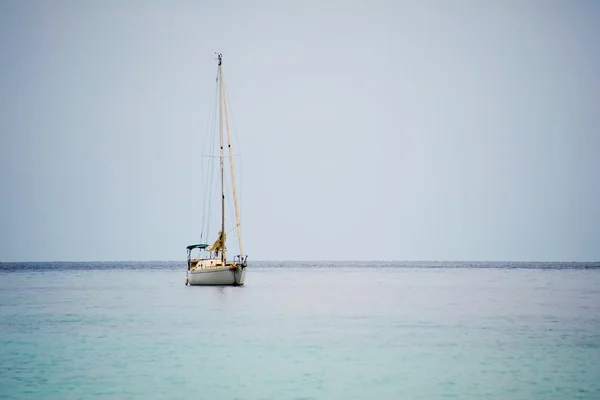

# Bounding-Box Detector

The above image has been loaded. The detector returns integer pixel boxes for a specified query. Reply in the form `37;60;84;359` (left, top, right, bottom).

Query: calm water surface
1;262;599;399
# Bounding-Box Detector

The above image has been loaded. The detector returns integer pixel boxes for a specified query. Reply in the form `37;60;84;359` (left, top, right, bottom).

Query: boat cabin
186;243;224;270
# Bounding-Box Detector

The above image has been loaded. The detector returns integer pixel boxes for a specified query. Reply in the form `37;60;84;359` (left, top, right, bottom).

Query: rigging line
201;77;219;240
222;163;242;255
222;81;244;240
202;111;214;241
206;140;218;241
200;108;213;240
222;81;244;225
201;154;242;158
222;81;242;150
201;76;219;167
200;77;218;177
205;75;220;236
203;58;222;240
220;68;244;257
226;153;242;238
203;103;219;241
202;156;209;239
225;224;237;237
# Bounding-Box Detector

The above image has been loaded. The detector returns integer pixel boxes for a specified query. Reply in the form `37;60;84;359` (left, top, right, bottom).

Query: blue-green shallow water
1;262;599;399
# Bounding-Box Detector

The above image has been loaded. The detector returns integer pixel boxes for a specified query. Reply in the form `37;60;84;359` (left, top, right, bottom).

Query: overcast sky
1;0;599;262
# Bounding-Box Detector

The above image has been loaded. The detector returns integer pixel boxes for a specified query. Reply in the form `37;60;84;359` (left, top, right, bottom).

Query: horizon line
1;259;599;264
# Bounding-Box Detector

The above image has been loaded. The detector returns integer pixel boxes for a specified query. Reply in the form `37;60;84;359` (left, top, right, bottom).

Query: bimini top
186;243;209;250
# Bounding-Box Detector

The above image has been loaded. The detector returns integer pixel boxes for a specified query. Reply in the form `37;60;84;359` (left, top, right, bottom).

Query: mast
221;66;244;257
217;53;225;262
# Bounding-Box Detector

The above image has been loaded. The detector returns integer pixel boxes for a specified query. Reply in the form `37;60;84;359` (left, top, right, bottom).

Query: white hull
187;266;246;286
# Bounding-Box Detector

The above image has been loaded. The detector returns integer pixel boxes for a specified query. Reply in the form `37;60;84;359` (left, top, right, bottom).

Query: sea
1;261;599;400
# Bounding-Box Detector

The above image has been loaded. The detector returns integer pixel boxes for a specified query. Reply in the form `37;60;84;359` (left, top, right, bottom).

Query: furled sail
207;230;226;252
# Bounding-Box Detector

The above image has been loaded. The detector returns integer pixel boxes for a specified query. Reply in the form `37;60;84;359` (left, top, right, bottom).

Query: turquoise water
1;262;599;399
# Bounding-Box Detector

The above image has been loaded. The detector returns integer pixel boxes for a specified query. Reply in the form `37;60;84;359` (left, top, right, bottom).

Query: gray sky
1;0;599;262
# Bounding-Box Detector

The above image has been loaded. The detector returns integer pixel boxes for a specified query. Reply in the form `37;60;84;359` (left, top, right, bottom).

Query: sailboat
185;53;247;286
